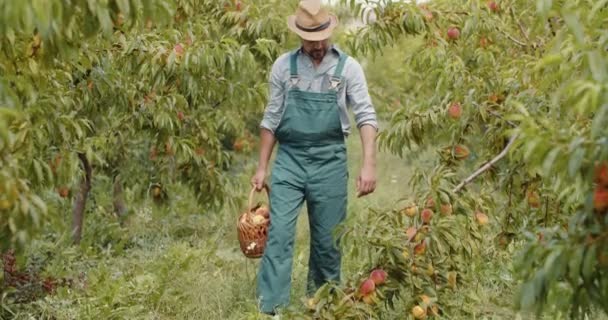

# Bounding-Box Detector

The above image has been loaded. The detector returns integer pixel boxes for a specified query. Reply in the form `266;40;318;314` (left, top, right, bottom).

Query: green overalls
257;51;349;314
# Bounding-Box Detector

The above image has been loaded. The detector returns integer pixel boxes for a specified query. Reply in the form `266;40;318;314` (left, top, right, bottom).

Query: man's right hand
251;168;266;191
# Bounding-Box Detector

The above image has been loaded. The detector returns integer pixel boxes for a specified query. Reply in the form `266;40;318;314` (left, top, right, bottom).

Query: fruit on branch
475;211;489;225
0;199;11;210
448;102;462;119
414;241;427;255
412;305;427;319
447;271;457;288
402;249;410;259
403;205;418;217
370;269;388;285
440;203;453;216
454;145;470;160
58;186;70;198
359;278;375;296
362;291;377;305
305;297;317;310
527;190;541;208
233;138;248;152
426;264;435;276
406;226;418;242
424;11;433;21
593;187;608;212
235;0;243;11
595;162;608;187
487;1;500;12
151;185;162;198
177;111;185;121
421;208;434;224
447;27;460;40
195;148;205;156
174;43;185;57
425;197;435;208
480;36;490;48
420;295;431;305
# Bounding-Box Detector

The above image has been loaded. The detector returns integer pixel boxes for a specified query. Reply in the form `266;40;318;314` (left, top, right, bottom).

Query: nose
312;41;322;49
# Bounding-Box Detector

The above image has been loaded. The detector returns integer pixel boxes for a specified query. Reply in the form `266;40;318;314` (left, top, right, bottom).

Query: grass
5;126;608;320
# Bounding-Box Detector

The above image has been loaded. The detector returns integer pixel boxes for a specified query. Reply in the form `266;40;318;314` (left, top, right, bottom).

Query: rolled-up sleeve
260;59;286;134
345;59;378;131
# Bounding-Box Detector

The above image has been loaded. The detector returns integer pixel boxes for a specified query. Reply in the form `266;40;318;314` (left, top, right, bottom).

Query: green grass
5;127;608;320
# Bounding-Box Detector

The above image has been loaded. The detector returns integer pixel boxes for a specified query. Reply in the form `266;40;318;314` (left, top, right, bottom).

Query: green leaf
587;51;607;83
567;148;585;178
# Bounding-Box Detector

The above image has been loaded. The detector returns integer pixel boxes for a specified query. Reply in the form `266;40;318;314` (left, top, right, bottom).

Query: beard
308;48;327;61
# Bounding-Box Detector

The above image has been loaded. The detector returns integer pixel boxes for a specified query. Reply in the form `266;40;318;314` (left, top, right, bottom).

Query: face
301;38;330;61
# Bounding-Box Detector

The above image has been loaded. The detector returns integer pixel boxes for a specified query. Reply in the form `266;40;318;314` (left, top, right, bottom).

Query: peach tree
0;0;293;249
299;0;607;318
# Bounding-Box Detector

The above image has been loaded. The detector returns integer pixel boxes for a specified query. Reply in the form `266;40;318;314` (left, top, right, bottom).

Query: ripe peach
447;27;460;40
362;291;377;305
174;43;185;56
412;305;427;319
595;162;608;187
440;203;453;216
359;278;375;296
58;187;69;198
425;197;435;208
255;205;270;218
403;205;418;217
487;1;499;12
527;190;541;208
454;145;470;160
370;269;388;285
448;102;462;119
406;227;418;242
421;208;433;224
414;241;426;255
593;187;608;212
475;211;489;225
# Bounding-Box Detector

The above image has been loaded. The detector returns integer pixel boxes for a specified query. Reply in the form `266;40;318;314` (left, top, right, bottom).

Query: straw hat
287;0;339;41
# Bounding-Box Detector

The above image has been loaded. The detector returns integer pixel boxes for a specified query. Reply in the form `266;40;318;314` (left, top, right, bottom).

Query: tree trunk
113;174;127;220
72;153;92;244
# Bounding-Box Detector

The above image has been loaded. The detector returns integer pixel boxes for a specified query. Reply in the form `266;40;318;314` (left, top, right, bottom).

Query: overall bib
257;51;349;313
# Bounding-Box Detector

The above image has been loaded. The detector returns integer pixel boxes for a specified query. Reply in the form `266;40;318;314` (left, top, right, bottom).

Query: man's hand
251;168;266;191
251;129;276;191
357;124;377;198
357;164;376;197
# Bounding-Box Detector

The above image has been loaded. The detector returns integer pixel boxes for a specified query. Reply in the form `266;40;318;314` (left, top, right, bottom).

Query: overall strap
329;53;348;91
289;51;299;86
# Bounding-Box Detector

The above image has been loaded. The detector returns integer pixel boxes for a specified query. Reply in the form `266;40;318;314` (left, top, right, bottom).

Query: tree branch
499;28;527;47
452;133;519;193
72;152;92;244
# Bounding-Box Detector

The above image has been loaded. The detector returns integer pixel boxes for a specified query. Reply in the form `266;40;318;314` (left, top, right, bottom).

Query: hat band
295;19;331;32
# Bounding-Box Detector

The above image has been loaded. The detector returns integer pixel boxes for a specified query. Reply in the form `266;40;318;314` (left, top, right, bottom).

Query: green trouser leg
305;145;348;296
257;146;306;313
257;144;347;313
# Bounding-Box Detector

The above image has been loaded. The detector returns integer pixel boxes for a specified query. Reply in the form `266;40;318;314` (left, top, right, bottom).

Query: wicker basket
237;184;271;259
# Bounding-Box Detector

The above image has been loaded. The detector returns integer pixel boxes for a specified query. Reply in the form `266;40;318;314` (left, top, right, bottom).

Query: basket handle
247;183;270;215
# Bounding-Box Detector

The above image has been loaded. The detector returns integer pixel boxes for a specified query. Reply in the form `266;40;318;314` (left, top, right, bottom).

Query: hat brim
287;15;339;41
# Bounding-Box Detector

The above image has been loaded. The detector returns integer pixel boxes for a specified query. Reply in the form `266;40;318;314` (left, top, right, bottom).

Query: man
250;0;378;315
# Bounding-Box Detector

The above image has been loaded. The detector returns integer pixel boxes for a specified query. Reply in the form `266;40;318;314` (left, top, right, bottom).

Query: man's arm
345;59;378;197
252;58;285;190
358;124;377;195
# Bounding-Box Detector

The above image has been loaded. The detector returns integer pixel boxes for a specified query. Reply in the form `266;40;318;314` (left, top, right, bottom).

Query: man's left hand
356;165;376;198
